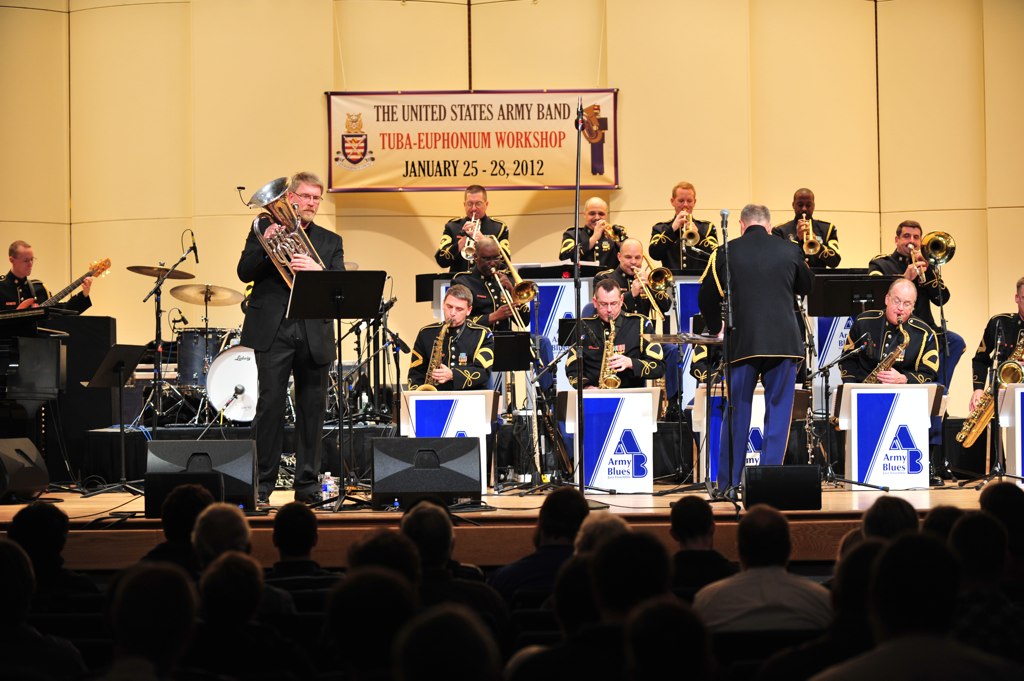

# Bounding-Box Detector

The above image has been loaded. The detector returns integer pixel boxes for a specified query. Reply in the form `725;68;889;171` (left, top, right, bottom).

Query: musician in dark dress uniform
698;204;814;492
1;241;93;338
451;236;528;333
771;188;841;269
840;279;940;385
593;238;672;321
433;185;510;274
237;173;345;505
968;276;1024;413
565;278;665;389
409;285;494;391
558;197;623;269
649;181;719;274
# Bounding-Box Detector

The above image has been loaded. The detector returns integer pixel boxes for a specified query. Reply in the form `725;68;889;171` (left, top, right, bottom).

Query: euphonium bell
922;231;956;266
248;177;325;289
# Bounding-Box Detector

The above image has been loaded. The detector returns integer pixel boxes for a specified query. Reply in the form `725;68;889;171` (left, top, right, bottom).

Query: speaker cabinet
743;465;822;510
371;437;481;509
146;440;257;510
0;438;50;503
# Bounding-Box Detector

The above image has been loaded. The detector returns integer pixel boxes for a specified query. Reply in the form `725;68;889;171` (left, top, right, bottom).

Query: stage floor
0;480;998;573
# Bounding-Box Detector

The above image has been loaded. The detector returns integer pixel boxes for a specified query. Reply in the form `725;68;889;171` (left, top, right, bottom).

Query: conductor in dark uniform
698;204;813;492
649;181;719;273
237;172;345;505
594;238;672;321
968;276;1024;413
408;285;494;391
566;278;665;389
558;197;623;269
772;188;841;269
433;185;509;273
840;279;940;385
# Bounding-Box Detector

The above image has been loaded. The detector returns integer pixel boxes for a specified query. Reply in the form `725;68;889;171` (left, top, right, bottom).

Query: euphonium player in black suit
968;276;1024;413
771;188;841;269
649;181;719;274
840;279;940;385
566;278;665;389
237;172;346;506
698;204;814;492
558;197;623;269
433;185;510;274
593;238;672;321
408;285;494;391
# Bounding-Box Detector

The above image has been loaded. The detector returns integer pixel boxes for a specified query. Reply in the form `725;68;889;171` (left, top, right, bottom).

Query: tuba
248;177;325;288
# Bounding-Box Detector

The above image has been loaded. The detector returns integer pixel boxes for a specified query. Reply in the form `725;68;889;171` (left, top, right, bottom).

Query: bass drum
206;346;259;422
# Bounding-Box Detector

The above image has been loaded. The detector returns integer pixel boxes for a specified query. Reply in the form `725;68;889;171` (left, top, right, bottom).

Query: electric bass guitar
15;258;111;310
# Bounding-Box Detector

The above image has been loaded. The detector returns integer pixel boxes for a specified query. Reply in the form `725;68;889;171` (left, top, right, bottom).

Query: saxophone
599;319;621;389
416;322;449;391
957;330;1024;447
864;324;909;384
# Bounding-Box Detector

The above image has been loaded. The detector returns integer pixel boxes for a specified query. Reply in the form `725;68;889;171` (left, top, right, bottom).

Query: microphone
223;384;245;409
190;230;199;264
388;330;411;354
178;312;190;326
380;296;398;314
575;97;585;131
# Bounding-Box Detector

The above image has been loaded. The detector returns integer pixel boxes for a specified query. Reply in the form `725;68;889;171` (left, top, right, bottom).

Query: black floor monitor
371;437;481;509
146;440;257;511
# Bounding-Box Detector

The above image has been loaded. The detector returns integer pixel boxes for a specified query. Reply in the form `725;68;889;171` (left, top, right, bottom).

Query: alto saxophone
957;330;1024;447
599;319;621;389
864;324;910;384
417;322;449;391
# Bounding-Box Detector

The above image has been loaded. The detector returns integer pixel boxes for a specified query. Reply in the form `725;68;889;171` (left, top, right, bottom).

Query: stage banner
327;89;618;192
1000;384;1024;476
401;391;494;494
849;386;931;490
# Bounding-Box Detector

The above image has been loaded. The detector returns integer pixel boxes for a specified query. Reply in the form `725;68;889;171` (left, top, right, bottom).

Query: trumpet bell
922;231;956;266
681;225;701;247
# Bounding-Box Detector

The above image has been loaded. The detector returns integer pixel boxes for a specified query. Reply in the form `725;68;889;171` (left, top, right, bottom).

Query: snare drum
176;327;235;388
206;345;259;422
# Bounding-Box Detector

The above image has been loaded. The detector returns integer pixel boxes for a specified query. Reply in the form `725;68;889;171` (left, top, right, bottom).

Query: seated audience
347;528;421;589
394;604;501;681
811;533;1021;680
626;597;711;681
0;538;85;680
265;501;341;589
669;496;738;595
693;505;832;631
139;483;214;580
920;504;965;541
860;496;919;540
489;487;590;604
979;481;1024;602
573;512;631;555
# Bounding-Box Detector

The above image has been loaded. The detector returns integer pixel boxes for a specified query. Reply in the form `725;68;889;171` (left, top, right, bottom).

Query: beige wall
2;0;1022;415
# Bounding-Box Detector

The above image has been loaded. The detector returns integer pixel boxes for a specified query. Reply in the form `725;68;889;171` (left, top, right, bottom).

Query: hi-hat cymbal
170;284;244;306
344;261;359;271
127;265;196;280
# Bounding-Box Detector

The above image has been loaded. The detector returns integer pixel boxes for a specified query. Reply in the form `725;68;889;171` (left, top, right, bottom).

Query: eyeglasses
293;193;323;203
890;297;915;309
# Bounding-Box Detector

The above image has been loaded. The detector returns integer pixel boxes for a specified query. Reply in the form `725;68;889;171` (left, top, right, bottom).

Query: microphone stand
709;210;739;510
196;386;244;441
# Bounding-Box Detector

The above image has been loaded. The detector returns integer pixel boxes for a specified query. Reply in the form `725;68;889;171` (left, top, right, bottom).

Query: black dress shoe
257;493;270;507
294;490;323;505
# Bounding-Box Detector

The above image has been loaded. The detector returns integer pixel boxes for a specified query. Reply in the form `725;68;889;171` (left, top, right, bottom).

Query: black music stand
82;344;147;497
287;270;387;509
491;332;539;488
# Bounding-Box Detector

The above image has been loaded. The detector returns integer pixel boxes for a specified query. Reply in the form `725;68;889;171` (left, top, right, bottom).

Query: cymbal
170;284;245;306
127;265;196;280
344;261;359;271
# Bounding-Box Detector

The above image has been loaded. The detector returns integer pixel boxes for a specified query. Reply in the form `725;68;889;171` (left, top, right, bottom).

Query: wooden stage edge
0;482;996;572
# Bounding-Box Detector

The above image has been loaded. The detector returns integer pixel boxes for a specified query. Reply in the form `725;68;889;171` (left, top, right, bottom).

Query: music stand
82;344;147;497
491;332;539;486
287;270;387;508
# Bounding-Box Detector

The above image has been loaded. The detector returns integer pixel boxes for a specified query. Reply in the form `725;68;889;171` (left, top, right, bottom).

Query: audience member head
830;538;885;632
400;500;454;570
626;597;711;681
7;502;70;570
327;567;417;680
160;483;215;544
921;504;965;541
109;562;196;673
394;604;501;681
948;511;1008;587
536;487;590;547
979;481;1024;558
272;501;319;560
670;496;716;550
574;512;631;554
737;504;791;569
862;496;919;540
199;551;263;625
836;526;864;560
347;528;421;587
553;554;599;635
870;532;959;640
591;531;671;621
191;502;251;568
0;538;34;629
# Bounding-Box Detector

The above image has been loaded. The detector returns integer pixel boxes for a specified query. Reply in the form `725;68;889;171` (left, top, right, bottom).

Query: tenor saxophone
957;331;1024;447
599;318;621;389
864;324;910;384
416;322;449;391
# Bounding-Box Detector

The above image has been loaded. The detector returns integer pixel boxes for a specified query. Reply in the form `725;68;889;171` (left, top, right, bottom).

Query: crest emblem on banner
335;113;375;170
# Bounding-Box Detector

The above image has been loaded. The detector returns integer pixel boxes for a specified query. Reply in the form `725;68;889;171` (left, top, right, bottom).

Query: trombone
635;255;673;323
489;236;538;330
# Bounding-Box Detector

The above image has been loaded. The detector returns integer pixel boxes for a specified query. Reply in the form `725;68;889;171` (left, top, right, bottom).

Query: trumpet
598;220;628;243
248;177;325;288
635;255;673;322
490;236;538;329
460;214;481;260
799;213;821;256
680;213;701;247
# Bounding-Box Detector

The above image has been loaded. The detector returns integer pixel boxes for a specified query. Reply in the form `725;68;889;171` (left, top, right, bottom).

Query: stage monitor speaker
143;472;225;519
146;440;257;511
371;437;481;509
0;438;50;503
743;465;821;511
